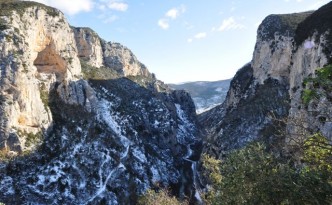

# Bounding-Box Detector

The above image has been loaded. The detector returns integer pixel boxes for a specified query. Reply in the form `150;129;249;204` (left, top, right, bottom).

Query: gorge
0;0;332;204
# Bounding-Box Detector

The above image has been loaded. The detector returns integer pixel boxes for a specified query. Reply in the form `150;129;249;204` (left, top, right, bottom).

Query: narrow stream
184;144;203;204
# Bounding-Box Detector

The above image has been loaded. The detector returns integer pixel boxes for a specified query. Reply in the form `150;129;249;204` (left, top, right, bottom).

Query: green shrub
202;141;332;205
138;189;188;205
302;89;318;105
17;130;43;148
39;83;49;110
302;64;332;105
303;133;332;172
80;59;119;80
25;131;42;147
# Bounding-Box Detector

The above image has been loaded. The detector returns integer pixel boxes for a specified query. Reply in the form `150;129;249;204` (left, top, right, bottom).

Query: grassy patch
302;89;318;106
16;129;43;148
279;12;312;33
80;59;119;80
0;0;59;17
39;83;49;110
25;131;42;147
259;12;312;41
302;64;332;106
127;75;155;88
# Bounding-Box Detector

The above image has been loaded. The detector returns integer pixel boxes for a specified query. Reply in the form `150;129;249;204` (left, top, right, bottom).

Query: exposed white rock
73;28;103;68
0;3;202;205
102;42;151;77
201;11;332;155
290;34;328;94
0;5;82;152
252;15;330;142
252;34;293;84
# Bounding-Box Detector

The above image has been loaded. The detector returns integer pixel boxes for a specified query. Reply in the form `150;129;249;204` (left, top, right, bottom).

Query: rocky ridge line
200;4;332;157
0;1;202;204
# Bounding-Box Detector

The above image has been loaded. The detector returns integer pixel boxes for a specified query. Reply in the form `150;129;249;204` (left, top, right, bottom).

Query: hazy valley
169;79;231;114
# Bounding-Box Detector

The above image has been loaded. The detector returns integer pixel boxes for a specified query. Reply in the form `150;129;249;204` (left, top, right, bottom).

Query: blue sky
27;0;330;83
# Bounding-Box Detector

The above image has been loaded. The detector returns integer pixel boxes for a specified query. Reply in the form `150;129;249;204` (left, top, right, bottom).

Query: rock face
200;3;332;157
73;27;153;79
0;1;202;204
102;42;152;78
0;1;81;153
73;27;104;68
73;26;166;93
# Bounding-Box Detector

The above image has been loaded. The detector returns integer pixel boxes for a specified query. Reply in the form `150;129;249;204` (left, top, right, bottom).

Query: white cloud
25;0;93;15
95;0;128;24
187;32;207;43
107;1;128;11
166;5;185;19
218;17;245;32
194;32;207;39
166;8;179;19
158;19;169;30
158;5;185;30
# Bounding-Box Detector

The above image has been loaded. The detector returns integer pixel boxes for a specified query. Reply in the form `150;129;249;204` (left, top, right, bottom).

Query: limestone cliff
0;1;202;204
200;3;332;157
73;27;167;93
0;1;81;154
73;27;153;79
73;27;103;68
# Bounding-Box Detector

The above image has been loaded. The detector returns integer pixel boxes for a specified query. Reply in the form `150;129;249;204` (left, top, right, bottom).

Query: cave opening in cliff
33;41;67;80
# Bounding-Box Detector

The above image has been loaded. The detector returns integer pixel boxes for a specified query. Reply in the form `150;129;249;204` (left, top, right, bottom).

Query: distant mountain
169;79;231;113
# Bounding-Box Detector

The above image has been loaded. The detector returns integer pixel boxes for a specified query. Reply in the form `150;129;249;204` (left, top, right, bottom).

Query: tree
138;189;188;205
202;142;332;205
303;133;332;172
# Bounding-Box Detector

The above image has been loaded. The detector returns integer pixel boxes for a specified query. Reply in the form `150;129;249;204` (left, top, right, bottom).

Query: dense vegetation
196;64;332;204
140;134;331;205
202;138;332;205
138;189;188;205
140;64;332;204
302;64;332;106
